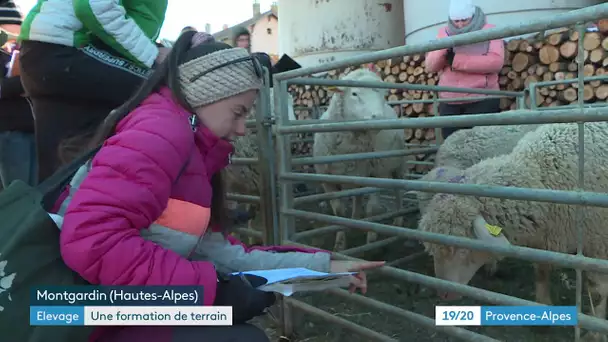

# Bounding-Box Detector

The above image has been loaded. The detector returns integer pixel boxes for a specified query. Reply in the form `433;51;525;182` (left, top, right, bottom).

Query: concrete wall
278;0;405;68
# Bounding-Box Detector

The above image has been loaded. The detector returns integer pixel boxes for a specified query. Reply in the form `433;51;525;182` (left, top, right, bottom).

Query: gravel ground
241;197;594;342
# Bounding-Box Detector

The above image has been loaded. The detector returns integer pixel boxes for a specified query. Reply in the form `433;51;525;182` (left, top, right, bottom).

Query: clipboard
233;267;356;296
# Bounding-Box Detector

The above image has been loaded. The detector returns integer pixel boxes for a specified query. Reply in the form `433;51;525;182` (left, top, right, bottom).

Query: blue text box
481;306;577;326
30;306;84;326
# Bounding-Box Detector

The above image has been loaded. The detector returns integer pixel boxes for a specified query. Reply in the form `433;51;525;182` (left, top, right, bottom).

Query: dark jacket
231;26;250;50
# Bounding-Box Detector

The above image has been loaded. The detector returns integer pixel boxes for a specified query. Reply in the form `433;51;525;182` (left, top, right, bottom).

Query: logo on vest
0;253;16;312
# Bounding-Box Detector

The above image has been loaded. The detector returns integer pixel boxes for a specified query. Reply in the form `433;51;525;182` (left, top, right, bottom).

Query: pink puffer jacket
425;24;505;103
56;86;329;342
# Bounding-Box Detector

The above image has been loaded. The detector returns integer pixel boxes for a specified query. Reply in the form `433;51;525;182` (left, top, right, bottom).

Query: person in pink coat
425;0;505;140
53;31;385;342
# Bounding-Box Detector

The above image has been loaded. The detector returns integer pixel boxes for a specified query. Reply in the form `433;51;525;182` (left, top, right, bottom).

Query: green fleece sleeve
73;0;164;68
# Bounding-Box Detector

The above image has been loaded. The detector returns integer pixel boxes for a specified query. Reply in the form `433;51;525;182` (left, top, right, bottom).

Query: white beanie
449;0;475;20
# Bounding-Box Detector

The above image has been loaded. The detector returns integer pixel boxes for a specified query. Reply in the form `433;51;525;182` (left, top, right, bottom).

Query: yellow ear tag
485;223;503;237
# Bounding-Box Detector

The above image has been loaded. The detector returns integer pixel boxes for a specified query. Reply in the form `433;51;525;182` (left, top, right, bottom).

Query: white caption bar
83;306;233;326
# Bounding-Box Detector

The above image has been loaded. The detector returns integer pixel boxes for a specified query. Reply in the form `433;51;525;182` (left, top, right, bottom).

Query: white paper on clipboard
233;267;356;296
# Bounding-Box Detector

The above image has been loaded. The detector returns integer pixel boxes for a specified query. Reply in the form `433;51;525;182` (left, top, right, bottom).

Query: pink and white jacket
425;24;505;103
55;86;330;342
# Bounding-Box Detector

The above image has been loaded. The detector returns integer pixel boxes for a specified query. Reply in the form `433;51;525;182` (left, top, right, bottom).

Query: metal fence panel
231;4;608;341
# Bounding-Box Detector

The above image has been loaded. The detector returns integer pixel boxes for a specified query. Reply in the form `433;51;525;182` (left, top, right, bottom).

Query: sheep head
325;68;389;121
407;166;465;215
418;195;510;300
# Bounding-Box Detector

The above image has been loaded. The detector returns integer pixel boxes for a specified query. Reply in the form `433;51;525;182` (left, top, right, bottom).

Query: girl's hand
330;260;385;294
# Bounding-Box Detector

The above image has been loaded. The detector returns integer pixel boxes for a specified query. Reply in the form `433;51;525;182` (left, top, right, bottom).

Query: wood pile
287;22;608;175
503;27;608;108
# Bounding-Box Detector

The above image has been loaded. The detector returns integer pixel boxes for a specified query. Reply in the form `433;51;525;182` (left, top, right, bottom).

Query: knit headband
178;47;263;108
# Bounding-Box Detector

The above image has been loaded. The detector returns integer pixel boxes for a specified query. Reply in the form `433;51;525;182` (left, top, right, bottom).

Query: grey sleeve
191;232;331;275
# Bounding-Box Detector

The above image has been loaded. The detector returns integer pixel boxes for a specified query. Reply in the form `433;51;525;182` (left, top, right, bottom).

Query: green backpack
0;145;100;342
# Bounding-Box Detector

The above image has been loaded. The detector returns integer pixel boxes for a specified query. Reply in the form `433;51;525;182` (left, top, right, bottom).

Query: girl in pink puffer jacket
55;30;385;342
425;0;505;140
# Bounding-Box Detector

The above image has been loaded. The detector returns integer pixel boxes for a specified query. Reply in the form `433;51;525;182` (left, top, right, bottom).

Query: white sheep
435;123;542;169
418;122;608;340
223;90;297;238
406;122;541;277
313;67;406;251
409;124;541;276
408;123;541;215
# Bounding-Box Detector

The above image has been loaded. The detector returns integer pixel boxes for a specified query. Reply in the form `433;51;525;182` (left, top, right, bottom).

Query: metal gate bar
284;239;608;336
290;147;437;166
284;209;608;275
291;208;417;241
282;173;608;208
293;187;383;205
278;106;608;134
529;75;608;109
340;236;403;257
284;298;399;341
327;288;500;342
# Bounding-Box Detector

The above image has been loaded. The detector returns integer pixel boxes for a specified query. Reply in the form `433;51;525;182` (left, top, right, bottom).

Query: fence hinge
261;117;275;127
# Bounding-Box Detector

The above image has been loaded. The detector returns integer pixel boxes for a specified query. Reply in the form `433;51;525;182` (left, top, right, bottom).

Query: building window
267;28;272;34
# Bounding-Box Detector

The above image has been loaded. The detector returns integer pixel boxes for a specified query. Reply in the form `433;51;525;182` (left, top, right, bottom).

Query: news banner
30;286;232;326
435;305;578;326
30;286;578;326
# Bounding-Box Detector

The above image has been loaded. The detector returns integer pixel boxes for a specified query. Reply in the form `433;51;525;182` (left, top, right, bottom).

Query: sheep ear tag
473;216;510;245
485;223;503;237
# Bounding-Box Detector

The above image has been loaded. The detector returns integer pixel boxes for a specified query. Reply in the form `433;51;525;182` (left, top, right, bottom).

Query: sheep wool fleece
434;124;541;169
415;124;541;214
421;122;608;267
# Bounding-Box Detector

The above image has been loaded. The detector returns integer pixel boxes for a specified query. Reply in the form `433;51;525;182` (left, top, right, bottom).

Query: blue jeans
0;131;37;188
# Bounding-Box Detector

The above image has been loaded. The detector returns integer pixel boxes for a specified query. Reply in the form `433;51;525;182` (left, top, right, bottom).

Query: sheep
409;124;541;276
417;122;608;340
409;123;542;215
223;89;297;239
411;165;465;216
312;66;406;251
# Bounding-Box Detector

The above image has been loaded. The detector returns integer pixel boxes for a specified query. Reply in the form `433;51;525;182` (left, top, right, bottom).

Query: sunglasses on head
189;56;264;83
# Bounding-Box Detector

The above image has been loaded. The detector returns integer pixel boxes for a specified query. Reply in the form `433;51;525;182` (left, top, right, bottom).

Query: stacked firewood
502;26;608;108
286;20;608;174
